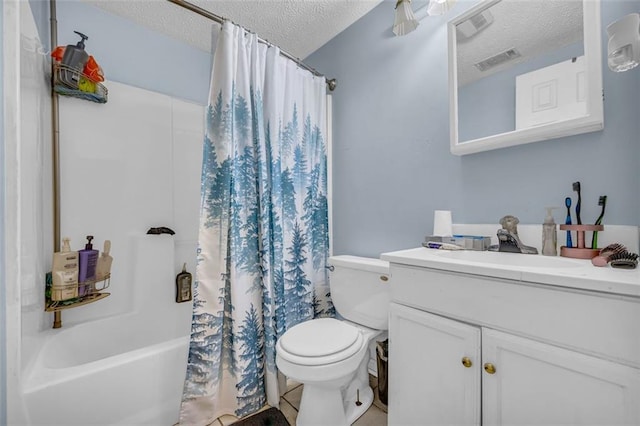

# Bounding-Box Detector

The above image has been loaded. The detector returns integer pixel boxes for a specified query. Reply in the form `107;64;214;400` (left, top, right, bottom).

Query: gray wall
25;0;640;259
307;0;640;257
33;0;212;104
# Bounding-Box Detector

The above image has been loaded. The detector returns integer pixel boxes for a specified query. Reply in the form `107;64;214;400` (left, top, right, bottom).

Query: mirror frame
448;0;603;156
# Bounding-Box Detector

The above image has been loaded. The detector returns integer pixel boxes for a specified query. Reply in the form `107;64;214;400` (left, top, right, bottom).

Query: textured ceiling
456;0;583;86
83;0;384;59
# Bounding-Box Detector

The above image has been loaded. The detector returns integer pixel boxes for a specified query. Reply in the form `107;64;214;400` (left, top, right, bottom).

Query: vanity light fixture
393;0;457;36
393;0;419;36
606;13;640;72
425;0;457;16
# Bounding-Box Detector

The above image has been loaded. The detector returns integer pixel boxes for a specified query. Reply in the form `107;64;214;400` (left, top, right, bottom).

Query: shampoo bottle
78;235;99;295
51;237;79;301
60;31;89;88
542;207;558;256
96;240;113;279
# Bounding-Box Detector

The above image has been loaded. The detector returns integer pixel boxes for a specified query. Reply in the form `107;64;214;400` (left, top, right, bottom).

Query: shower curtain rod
166;0;337;91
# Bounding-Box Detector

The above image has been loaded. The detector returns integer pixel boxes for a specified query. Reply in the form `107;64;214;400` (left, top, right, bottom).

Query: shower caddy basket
45;272;111;328
52;63;108;104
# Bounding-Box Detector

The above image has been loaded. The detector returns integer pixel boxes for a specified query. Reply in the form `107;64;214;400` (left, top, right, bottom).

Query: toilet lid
279;318;360;358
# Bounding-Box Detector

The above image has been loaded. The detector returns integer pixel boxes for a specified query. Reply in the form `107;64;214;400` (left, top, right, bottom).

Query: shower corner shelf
45;273;111;328
52;63;108;104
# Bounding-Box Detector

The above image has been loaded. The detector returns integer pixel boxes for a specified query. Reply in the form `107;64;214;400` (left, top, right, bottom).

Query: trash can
376;339;388;405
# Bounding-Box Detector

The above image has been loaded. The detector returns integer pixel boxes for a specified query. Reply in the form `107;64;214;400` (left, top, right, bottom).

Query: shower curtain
180;21;332;425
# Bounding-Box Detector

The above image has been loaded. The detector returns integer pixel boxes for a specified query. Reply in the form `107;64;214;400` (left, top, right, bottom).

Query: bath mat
231;407;290;426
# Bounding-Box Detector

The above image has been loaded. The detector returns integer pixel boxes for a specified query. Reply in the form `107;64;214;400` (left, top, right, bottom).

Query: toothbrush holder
559;224;604;259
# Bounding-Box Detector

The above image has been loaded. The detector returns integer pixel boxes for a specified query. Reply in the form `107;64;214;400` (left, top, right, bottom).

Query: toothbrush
591;195;607;249
565;197;573;247
573;181;582;224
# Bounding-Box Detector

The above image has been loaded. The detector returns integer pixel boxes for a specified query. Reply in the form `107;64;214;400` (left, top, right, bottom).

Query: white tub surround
382;247;640;426
22;237;192;426
23;328;188;426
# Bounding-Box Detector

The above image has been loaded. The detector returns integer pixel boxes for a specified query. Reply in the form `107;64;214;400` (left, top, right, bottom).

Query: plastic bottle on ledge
96;240;113;279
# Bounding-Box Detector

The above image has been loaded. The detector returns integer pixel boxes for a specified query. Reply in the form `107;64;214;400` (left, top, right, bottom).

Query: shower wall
7;2;207;423
55;81;204;326
3;2;53;423
1;2;6;424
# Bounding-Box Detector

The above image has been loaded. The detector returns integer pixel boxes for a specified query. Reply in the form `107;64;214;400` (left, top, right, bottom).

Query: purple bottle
78;235;99;296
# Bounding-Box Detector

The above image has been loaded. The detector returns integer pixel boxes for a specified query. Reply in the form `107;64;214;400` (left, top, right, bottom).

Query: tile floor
211;375;388;426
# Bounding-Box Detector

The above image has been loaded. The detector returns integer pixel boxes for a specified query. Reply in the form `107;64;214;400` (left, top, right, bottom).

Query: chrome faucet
489;215;538;254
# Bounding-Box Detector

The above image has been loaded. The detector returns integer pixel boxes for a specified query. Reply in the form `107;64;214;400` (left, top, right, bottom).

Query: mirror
448;0;603;155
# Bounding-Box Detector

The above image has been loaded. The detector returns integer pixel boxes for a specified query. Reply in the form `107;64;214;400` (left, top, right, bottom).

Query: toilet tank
329;255;391;330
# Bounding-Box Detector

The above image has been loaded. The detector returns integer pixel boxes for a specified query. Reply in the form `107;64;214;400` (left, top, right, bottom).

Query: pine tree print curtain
180;22;332;425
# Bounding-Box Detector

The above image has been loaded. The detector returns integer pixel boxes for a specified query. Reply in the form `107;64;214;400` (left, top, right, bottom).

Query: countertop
381;247;640;297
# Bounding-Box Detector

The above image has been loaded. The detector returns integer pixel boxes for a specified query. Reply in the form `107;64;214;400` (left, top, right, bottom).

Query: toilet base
295;382;373;426
276;322;383;426
294;351;373;426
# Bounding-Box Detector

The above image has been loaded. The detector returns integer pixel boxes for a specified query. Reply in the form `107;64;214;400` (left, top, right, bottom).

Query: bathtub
23;314;190;425
23;236;193;425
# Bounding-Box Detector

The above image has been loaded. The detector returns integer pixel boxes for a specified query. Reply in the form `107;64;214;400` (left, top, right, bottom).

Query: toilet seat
277;318;364;366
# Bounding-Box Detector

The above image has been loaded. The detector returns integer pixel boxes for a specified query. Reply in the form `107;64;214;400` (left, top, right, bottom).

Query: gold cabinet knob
484;363;496;374
461;357;472;368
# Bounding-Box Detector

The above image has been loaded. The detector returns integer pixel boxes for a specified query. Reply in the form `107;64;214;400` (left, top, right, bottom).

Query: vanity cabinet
389;304;480;425
386;260;640;426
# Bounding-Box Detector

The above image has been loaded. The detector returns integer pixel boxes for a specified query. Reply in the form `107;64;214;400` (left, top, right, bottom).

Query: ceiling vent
456;10;494;40
474;48;522;72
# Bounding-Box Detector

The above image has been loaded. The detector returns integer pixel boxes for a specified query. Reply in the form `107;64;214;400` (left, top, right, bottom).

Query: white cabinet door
388;303;481;426
482;328;640;426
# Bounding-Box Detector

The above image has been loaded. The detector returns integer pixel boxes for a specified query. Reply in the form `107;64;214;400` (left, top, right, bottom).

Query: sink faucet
489;215;538;254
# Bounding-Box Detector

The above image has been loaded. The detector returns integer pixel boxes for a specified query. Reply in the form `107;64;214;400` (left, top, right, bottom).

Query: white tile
372;391;388;414
354;404;388;426
279;398;298;425
369;374;378;390
217;414;238;426
283;384;303;410
286;378;302;393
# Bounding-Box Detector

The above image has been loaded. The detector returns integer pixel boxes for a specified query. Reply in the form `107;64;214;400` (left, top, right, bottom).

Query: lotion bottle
51;237;79;300
60;31;89;88
78;235;99;295
542;207;558;256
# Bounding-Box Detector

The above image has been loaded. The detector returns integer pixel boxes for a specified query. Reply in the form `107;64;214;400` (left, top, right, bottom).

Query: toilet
275;255;390;426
